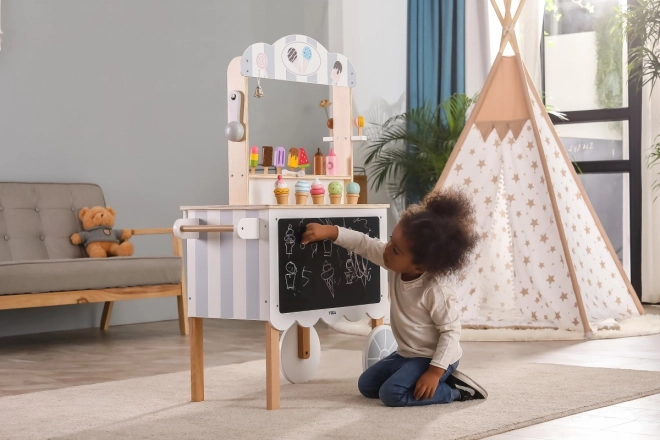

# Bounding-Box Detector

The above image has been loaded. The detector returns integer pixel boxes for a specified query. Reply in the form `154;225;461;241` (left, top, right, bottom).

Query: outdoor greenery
615;0;660;196
595;7;623;109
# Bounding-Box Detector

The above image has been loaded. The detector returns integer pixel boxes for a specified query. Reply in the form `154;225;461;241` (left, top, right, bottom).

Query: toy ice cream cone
346;194;359;204
345;181;360;204
311;178;325;204
328;181;343;204
274;175;289;205
295;180;310;205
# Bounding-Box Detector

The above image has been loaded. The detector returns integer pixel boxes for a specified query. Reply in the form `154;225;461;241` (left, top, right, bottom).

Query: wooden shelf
248;174;352;180
323;136;368;142
181;204;390;211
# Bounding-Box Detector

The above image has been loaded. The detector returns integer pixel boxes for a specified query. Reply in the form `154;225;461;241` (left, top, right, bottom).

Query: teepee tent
435;0;645;336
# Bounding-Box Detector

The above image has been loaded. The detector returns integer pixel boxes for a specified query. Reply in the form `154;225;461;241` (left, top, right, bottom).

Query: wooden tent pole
512;0;528;25
504;0;513;19
522;66;645;315
489;0;505;25
509;35;592;335
435;52;506;191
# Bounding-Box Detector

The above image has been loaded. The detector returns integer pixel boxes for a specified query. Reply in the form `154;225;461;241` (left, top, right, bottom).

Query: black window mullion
572;160;631;174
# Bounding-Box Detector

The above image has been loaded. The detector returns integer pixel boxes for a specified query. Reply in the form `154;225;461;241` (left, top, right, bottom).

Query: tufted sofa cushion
0;182;106;262
0;182;182;295
0;257;182;295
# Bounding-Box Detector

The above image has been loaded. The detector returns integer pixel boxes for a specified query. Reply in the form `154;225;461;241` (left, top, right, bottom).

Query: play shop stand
173;35;396;410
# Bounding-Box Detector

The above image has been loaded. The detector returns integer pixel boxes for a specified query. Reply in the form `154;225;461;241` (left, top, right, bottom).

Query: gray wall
0;0;329;337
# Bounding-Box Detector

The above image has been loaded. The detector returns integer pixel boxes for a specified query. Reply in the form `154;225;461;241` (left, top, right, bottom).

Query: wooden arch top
240;35;357;88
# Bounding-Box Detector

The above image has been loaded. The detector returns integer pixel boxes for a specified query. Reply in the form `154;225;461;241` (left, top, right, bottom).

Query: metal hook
254;71;264;98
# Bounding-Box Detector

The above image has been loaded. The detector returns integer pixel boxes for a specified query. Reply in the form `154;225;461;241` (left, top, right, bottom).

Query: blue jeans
358;352;460;407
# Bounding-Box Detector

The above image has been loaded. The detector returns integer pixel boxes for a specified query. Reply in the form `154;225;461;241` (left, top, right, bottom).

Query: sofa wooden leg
100;301;114;331
177;293;189;336
190;317;204;402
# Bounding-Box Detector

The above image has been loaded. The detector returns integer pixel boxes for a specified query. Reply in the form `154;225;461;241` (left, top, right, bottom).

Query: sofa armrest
130;228;182;257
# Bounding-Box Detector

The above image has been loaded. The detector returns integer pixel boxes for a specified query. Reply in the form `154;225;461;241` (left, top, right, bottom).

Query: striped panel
186;209;265;321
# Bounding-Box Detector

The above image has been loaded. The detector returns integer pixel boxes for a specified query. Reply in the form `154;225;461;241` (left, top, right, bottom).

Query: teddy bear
70;206;134;258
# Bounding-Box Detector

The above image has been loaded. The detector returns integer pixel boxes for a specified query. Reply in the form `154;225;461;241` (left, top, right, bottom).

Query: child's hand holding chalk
301;223;338;245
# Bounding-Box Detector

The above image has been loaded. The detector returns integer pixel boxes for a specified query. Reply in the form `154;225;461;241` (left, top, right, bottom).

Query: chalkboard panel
277;217;381;314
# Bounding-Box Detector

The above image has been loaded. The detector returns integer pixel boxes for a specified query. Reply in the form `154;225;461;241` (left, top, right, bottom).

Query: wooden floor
1;311;660;439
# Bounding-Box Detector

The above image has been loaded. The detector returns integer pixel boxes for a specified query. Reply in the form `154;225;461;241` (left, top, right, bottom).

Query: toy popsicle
288;148;299;169
261;146;273;175
298;147;310;170
327;117;333;136
250;146;259;174
274;147;286;174
354;116;364;136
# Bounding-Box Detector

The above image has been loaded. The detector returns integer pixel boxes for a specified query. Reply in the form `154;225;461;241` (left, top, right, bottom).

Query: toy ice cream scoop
288;148;299;169
274;175;289;205
250;146;259;174
310;178;325;205
274;147;286;174
328;181;343;204
295;180;310;205
346;181;360;204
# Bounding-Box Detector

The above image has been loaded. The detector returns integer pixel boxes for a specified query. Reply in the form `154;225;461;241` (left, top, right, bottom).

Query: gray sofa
0;182;188;334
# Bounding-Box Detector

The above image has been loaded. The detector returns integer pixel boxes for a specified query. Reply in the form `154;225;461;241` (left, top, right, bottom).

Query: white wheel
362;325;398;371
280;325;321;384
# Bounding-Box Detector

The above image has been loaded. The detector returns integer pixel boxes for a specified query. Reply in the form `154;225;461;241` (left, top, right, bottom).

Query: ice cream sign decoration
241;34;356;88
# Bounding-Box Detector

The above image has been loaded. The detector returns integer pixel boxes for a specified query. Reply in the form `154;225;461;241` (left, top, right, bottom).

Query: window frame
541;0;644;300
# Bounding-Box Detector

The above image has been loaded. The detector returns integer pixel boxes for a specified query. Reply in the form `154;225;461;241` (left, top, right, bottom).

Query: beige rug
331;314;660;341
2;349;660;440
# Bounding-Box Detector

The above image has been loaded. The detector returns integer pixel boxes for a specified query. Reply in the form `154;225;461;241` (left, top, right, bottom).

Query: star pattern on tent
437;90;636;331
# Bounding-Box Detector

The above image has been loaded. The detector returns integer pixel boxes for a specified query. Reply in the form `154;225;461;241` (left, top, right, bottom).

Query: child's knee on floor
378;383;406;407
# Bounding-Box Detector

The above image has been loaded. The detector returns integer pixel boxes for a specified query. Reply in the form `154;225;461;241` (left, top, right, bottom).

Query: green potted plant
363;93;476;204
364;93;569;205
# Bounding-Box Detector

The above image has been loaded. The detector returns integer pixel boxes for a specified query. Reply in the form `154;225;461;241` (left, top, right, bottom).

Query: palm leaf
364;94;477;200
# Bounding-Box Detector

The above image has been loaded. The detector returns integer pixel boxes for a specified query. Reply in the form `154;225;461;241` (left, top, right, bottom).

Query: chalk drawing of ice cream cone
284;224;296;256
321;260;335;297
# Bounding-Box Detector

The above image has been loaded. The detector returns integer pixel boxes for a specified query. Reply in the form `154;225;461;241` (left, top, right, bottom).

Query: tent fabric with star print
433;0;645;336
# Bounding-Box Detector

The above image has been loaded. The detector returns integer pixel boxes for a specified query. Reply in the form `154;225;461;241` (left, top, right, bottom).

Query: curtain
641;83;660;304
465;0;544;96
407;0;465;111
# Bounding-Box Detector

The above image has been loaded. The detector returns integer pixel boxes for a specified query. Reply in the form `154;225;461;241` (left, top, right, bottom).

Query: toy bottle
325;147;338;176
314;148;325;175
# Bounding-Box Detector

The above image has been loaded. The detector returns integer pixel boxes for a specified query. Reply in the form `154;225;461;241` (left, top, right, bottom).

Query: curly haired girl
302;187;487;407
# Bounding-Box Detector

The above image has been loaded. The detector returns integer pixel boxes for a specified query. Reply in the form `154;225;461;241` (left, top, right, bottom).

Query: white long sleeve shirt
334;226;463;370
